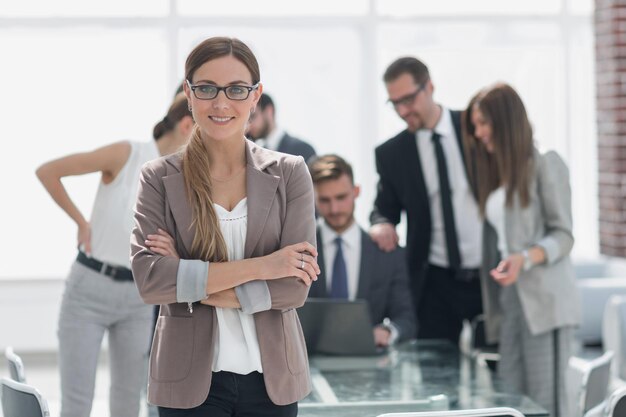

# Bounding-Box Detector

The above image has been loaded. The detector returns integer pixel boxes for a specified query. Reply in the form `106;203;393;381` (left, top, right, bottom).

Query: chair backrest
607;386;626;417
460;315;499;356
603;295;626;380
4;346;26;383
580;351;614;415
0;377;50;417
376;407;525;417
577;278;626;345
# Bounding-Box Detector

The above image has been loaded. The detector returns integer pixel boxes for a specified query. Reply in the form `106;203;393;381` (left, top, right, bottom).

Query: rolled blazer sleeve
131;162;182;305
534;151;574;264
266;157;317;310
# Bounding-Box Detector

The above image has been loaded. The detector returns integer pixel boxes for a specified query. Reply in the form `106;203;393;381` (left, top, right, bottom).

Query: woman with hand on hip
464;83;581;417
36;92;193;417
130;36;319;417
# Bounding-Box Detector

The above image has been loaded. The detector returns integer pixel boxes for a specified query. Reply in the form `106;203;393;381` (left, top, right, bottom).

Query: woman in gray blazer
131;37;319;416
464;83;581;417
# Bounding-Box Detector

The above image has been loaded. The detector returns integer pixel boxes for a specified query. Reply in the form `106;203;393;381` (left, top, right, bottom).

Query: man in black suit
369;57;483;344
308;155;415;347
247;93;316;162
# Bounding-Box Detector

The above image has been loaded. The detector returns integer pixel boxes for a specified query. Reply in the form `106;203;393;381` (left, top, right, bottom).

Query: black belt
76;251;134;281
429;264;480;282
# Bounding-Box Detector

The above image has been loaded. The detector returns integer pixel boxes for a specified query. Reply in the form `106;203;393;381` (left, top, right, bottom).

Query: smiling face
470;104;495;153
386;72;434;132
184;55;262;143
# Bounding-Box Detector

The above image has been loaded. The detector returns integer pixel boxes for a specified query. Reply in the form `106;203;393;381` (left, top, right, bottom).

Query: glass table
299;340;548;417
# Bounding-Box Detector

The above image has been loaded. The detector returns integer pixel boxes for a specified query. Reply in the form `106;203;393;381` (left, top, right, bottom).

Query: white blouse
211;198;264;374
485;187;508;258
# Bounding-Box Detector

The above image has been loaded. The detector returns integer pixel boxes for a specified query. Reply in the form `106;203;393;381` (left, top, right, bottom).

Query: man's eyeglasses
387;84;426;109
187;80;259;101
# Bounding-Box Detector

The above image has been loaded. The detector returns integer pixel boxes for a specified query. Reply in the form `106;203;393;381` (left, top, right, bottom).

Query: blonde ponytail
182;125;229;262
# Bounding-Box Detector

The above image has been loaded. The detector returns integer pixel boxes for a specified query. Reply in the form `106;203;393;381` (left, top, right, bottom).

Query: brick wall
597;0;626;256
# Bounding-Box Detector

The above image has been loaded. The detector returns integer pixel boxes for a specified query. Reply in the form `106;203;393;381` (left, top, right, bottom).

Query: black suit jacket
308;226;416;342
369;110;471;308
277;132;316;163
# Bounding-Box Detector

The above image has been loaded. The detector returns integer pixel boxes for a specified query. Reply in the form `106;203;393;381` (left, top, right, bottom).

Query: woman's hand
146;229;179;259
77;222;91;256
262;242;320;286
77;221;92;256
489;253;524;286
200;288;241;309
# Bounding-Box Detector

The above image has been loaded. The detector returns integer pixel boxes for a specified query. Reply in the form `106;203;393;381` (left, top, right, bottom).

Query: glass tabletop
299;340;548;417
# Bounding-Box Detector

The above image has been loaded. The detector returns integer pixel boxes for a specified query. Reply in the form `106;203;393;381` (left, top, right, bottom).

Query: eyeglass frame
186;80;260;101
387;82;427;109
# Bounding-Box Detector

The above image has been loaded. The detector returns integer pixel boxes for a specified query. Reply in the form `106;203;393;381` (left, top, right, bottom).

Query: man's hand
373;325;392;347
369;223;399;252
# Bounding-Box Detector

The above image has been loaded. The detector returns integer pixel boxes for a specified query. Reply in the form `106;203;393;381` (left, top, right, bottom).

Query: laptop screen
297;298;381;356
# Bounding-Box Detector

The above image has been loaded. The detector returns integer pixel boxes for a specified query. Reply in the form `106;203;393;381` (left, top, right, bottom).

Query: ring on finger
300;259;305;269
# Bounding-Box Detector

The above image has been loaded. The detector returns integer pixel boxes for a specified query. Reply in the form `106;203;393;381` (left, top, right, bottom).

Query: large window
0;0;596;279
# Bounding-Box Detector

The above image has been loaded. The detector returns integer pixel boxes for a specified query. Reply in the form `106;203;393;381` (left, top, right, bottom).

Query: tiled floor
1;350;150;417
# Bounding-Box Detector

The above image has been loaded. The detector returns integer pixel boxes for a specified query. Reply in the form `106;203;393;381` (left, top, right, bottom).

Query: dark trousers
158;371;298;417
416;264;483;345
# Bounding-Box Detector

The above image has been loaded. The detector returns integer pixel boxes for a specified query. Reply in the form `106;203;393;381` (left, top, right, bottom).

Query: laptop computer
297;298;383;356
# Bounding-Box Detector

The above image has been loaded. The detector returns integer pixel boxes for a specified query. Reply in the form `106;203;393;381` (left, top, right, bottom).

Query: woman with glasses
35;93;193;417
130;37;319;417
464;83;581;417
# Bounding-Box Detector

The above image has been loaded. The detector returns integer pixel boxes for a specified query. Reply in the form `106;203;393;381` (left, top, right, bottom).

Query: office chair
603;295;626;380
4;346;26;383
459;315;499;372
569;350;614;417
376;407;525;417
606;386;626;417
0;377;50;417
583;386;626;417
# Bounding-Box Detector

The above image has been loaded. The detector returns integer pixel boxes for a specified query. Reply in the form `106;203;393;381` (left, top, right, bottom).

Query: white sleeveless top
89;140;159;268
485;186;508;257
211;198;264;374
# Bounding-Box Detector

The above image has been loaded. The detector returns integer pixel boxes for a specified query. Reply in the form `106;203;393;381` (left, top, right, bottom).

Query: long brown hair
464;83;534;216
182;37;260;262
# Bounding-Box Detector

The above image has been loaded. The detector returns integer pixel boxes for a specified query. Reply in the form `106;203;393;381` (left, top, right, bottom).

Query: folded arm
131;159;319;311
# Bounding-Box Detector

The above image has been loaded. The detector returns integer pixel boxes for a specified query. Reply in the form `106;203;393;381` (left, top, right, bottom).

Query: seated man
308;154;415;347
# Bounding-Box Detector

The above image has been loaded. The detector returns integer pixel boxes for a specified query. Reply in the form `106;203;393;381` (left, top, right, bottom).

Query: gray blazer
481;150;582;343
309;227;416;342
276;132;316;163
130;140;315;408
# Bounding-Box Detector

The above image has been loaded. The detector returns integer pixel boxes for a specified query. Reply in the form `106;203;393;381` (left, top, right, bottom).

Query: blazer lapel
162;160;195;257
244;141;280;258
356;229;374;300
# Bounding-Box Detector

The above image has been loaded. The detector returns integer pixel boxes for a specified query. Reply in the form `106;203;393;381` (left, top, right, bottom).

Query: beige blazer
130;140;315;408
481;149;582;343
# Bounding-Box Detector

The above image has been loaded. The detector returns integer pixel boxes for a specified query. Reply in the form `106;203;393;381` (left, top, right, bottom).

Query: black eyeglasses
187;80;259;101
387;83;426;109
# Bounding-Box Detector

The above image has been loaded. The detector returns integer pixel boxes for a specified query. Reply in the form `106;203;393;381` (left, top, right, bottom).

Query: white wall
0;279;63;352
